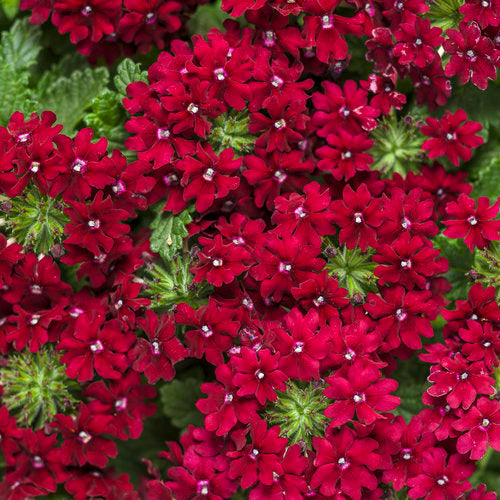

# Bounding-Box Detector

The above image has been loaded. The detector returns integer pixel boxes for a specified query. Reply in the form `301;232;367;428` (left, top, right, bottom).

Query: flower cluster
19;0;209;63
1;0;500;498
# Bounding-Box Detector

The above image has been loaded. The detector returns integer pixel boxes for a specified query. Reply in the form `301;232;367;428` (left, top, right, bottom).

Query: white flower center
78;431;92;444
32;455;44;468
30;284;42;294
203;168;215;181
294;206;306;218
293;341;304;353
151;340;161;355
468;216;478;225
30;314;40;326
271;75;284;88
90;340;103;353
115;397;127;411
255;370;265;380
224;393;233;403
30;161;40;173
72;158;87;173
187;103;199;114
201;325;213;337
396;308;407;321
274;119;287;129
157;127;170;140
279;262;292;273
400;259;412;268
214;68;226;81
88;219;100;229
81;5;92;16
212;258;223;267
274;170;287;183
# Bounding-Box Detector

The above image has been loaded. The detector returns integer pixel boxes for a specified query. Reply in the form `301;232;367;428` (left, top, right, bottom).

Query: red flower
459;320;500;371
421;109;484;166
373;233;447;289
274;308;331;381
271;181;336;247
330;183;383;251
52;403;117;467
0;406;23;464
407;448;474;499
197;363;260;436
311;427;380;499
364;285;437;350
177;143;240;213
248;444;308;499
175;299;239;366
453;397;500;459
444;21;498;89
227;420;287;488
84;370;156;440
460;0;500;28
129;308;188;383
230;347;287;405
243;150;313;209
427;354;495;409
302;0;364;63
251;234;325;302
58;312;135;382
291;270;349;322
312;80;380;137
63;191;130;256
118;0;182;53
221;0;265;17
316;130;374;180
6;429;66;494
393;16;443;67
443;194;500;251
191;234;251;287
249;95;309;153
166;463;236;500
49;128;114;202
324;361;400;426
52;0;121;44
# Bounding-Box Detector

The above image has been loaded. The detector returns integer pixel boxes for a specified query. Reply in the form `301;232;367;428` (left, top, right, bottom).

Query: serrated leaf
0;63;37;124
0;0;19;19
435;233;474;302
150;209;192;261
83;89;128;151
473;157;500;199
187;1;232;36
447;82;500;130
159;378;203;430
114;58;148;97
0;18;42;70
36;67;110;135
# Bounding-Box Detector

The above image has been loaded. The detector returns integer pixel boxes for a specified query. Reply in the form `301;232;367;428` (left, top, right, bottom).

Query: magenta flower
191;234;252;287
312;80;380;137
453;397;500;459
427;354;496;409
175;299;239;366
444;21;497;89
459;320;500;371
129;308;188;383
324;361;400;426
330;183;383;251
274;308;331;381
393;16;443;67
52;403;117;468
230;347;287;405
407;448;474;499
196;363;260;436
311;427;380;499
443;194;500;251
227;420;287;488
58;313;136;382
421;109;484;166
177;143;240;213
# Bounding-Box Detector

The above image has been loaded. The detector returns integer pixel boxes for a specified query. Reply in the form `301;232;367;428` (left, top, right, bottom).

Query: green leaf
0;18;42;70
473;156;500;199
0;0;19;19
187;1;232;36
434;233;474;302
36;67;110;135
150;208;193;261
114;58;147;97
447;82;500;130
0;62;37;124
159;378;204;431
83;89;128;152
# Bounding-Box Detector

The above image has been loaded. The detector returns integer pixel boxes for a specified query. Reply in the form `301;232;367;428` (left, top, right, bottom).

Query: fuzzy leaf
150;208;192;261
473;157;500;199
36;67;110;135
0;63;37;124
0;0;19;18
83;89;128;152
114;58;148;97
159;378;203;430
435;233;474;302
0;18;42;70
